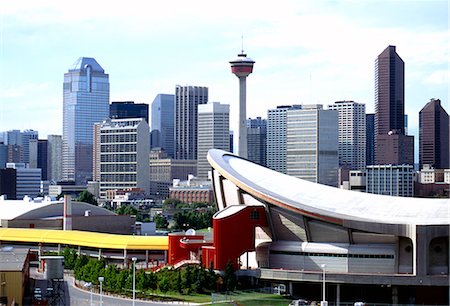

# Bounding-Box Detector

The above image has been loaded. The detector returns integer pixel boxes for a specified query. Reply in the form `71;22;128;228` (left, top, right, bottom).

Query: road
67;276;193;306
31;267;199;306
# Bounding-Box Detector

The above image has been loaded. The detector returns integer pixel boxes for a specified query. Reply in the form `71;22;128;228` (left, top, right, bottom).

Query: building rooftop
207;149;450;225
69;57;104;72
0;198;115;221
0;247;28;271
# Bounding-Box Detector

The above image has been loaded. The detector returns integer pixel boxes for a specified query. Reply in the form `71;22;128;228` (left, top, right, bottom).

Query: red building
169;187;213;204
168;205;267;270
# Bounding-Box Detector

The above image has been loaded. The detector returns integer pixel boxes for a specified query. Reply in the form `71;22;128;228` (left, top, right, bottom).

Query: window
250;210;260;220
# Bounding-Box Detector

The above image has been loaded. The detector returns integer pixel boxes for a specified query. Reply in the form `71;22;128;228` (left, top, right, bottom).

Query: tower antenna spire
241;35;244;54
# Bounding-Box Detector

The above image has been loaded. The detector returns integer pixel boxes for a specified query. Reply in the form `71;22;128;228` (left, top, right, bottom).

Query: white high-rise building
328;101;366;170
286;104;339;187
62;57;109;184
266;105;302;173
97;118;150;199
197;102;230;179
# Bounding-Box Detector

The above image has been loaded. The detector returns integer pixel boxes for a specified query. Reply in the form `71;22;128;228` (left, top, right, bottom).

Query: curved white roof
207;149;450;225
0;199;115;221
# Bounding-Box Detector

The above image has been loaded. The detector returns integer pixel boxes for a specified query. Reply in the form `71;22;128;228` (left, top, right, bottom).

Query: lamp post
83;282;92;306
98;276;104;305
321;264;327;306
132;257;137;306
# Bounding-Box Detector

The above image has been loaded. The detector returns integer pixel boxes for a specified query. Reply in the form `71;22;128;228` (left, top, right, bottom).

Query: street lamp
98;276;104;305
132;257;138;306
320;264;327;306
83;282;93;306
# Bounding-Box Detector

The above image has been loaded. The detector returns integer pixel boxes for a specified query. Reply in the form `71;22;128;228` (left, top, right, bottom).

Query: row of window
100;134;137;143
100;154;136;163
270;250;394;259
101;144;137;153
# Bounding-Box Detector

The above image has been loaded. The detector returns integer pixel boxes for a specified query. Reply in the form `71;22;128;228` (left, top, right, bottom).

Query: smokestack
63;195;72;231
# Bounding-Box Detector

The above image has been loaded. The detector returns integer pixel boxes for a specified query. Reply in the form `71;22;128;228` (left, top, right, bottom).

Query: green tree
159;276;170;294
115;269;129;294
76;190;98;206
148;272;158;293
223;262;237;292
61;247;78;269
104;264;118;292
136;270;150;293
73;255;89;280
207;262;218;291
115;205;138;216
153;213;168;229
176;270;182;293
163;198;181;210
182;265;194;294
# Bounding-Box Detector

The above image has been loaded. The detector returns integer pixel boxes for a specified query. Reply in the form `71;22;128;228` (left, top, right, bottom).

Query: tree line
61;247;236;298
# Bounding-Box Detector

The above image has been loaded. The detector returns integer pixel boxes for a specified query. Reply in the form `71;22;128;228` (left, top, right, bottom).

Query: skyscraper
286;105;339;187
267;105;302;173
62;57;109;184
20;130;39;164
366;114;375;166
328;101;366;170
3;129;38;164
374;45;413;165
110;101;149;123
174;85;208;160
419;98;449;169
29;139;48;180
197;102;230;179
47;135;62;182
151;94;175;157
247;117;267;167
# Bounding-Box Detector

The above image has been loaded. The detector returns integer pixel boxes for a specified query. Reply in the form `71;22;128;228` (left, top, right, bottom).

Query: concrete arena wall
4;215;134;234
72;215;135;234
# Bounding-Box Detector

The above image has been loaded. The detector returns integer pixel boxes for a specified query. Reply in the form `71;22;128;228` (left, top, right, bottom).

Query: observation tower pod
229;52;255;159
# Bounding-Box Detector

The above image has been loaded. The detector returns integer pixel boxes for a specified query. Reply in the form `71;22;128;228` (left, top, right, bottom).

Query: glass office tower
62;57;109;184
151;94;175;158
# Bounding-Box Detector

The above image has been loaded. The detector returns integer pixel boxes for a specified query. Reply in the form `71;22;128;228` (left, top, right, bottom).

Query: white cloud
0;0;447;143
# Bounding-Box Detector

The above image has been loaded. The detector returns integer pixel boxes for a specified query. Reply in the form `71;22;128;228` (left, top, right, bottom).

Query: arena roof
207;149;450;225
0;199;115;220
0;228;168;251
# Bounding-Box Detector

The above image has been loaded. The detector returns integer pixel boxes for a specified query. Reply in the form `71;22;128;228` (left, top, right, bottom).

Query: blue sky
0;0;448;153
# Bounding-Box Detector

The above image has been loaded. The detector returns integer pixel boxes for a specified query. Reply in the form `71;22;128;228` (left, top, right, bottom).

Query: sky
0;0;448;154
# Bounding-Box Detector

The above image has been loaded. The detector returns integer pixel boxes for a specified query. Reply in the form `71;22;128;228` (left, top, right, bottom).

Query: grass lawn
139;290;292;305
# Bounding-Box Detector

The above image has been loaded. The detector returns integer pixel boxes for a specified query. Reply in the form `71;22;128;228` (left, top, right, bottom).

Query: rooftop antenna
241;35;245;54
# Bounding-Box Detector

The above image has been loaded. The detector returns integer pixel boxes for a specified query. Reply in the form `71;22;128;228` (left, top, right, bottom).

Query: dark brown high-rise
374;45;414;165
419;98;449;169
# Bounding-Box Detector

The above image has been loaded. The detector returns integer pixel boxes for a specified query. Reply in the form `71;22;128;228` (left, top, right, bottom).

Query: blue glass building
151;94;175;158
62;57;110;184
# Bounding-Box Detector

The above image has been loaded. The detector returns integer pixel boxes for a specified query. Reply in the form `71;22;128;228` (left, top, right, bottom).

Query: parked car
289;299;309;306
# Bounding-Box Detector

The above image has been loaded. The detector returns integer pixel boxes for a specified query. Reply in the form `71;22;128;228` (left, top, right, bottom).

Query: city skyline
0;1;448;146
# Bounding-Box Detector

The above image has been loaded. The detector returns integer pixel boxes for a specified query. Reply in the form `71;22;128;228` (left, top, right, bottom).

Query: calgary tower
229;50;255;159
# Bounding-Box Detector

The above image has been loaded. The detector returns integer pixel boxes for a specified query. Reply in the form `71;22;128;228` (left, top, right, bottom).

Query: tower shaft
238;77;247;158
